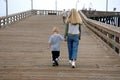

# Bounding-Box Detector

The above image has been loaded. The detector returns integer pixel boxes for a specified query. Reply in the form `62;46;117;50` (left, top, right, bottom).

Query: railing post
0;19;1;28
118;17;120;27
115;37;119;54
108;34;113;48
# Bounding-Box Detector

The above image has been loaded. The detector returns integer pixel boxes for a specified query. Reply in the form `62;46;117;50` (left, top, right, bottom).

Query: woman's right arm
64;24;68;41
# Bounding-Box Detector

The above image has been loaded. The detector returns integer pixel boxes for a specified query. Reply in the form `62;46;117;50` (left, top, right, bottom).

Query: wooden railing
0;10;62;28
79;11;120;55
0;10;33;28
32;10;62;15
82;10;120;17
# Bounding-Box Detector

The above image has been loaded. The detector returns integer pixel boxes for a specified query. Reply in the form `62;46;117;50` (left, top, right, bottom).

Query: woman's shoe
69;60;72;64
71;61;76;68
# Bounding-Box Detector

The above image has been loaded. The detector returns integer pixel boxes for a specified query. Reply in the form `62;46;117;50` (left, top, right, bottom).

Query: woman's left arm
64;24;69;39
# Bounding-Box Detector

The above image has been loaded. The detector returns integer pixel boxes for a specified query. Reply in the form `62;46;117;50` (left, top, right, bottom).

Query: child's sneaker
52;61;56;66
69;60;72;65
52;60;59;66
55;60;59;66
56;57;60;61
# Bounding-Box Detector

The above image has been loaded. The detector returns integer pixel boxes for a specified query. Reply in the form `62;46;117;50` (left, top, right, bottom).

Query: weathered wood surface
0;15;120;80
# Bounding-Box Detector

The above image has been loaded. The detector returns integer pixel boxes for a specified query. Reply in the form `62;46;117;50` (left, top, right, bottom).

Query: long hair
66;8;82;24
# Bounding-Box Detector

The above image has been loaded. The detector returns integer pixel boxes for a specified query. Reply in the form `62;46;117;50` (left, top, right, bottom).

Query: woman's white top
68;23;80;34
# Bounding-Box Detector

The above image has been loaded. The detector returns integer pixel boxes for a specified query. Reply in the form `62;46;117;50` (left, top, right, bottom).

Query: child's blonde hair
52;27;59;33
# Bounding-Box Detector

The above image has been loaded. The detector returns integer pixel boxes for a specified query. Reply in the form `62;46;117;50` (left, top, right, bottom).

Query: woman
64;8;82;68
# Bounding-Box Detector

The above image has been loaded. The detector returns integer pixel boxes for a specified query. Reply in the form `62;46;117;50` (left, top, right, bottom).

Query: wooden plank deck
0;15;120;80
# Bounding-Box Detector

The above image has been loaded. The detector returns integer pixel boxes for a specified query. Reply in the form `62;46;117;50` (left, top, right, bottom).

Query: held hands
64;38;67;42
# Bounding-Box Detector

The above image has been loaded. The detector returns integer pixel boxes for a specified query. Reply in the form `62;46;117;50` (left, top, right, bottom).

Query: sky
0;0;120;17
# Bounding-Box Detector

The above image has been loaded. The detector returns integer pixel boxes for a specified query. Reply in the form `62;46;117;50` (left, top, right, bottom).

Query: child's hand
48;44;51;49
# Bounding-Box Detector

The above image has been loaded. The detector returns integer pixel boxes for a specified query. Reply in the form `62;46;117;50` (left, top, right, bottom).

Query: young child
48;27;64;66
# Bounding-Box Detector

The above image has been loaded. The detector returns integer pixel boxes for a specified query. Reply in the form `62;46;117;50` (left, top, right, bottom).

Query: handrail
79;11;120;55
33;9;62;15
0;10;62;28
0;10;33;28
82;10;120;17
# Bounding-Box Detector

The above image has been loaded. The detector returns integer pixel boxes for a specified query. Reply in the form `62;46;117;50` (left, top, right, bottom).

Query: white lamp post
31;0;33;10
106;0;108;11
4;0;8;26
55;0;57;11
76;0;79;10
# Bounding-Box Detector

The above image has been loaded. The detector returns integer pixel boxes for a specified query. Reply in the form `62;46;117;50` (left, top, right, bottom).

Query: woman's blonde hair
52;27;59;33
66;8;82;24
